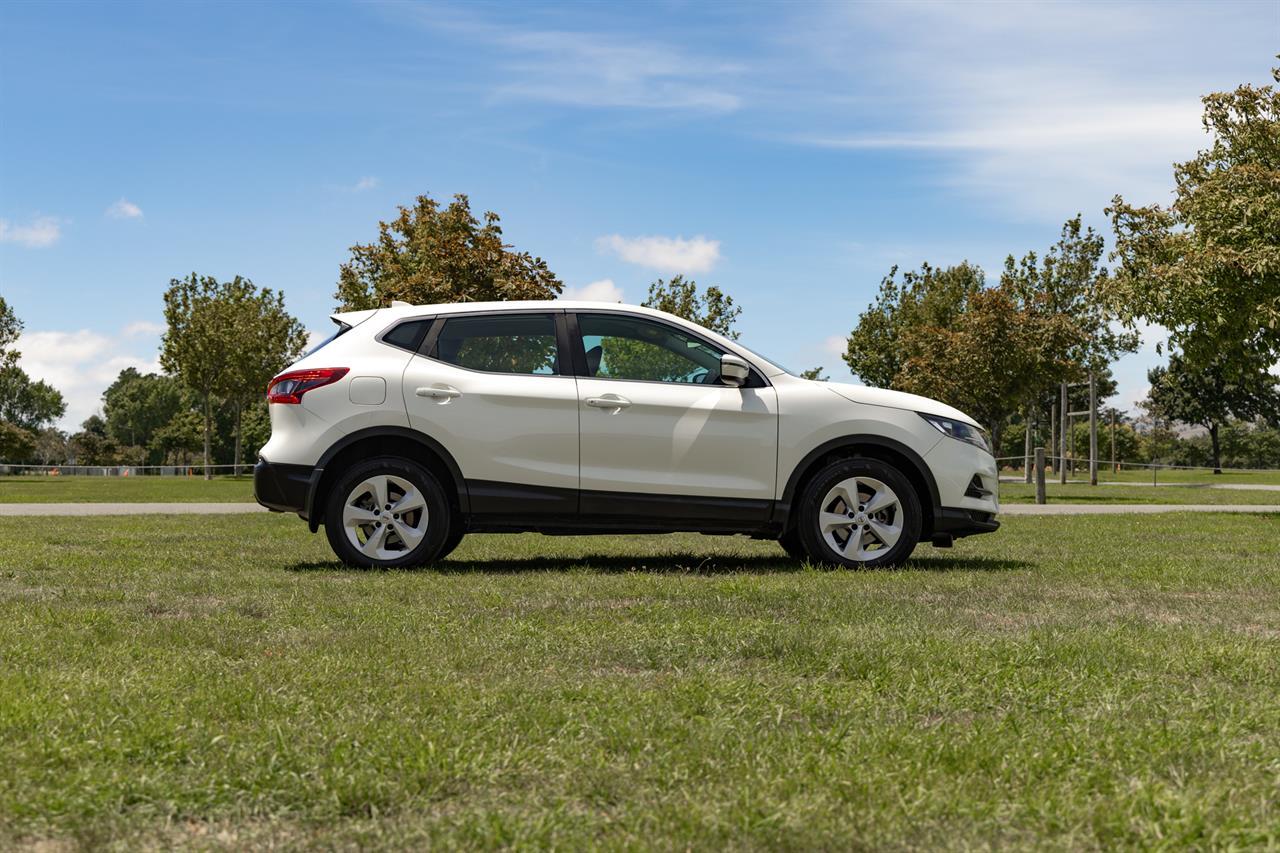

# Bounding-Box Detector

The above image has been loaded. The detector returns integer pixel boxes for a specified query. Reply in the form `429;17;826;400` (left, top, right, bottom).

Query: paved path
3;502;1279;517
1001;503;1280;515
0;502;268;516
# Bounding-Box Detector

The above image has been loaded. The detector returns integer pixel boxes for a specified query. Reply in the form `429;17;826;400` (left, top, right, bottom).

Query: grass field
0;475;255;503
4;514;1279;848
1000;465;1280;486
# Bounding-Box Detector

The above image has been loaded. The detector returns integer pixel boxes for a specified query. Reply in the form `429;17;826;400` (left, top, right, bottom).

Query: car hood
823;382;981;428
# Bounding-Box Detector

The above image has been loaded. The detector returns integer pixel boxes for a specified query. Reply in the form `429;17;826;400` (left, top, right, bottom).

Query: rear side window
381;319;431;353
432;313;560;375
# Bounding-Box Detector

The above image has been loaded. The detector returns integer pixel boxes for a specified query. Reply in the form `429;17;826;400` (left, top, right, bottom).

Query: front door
571;312;778;523
401;311;579;517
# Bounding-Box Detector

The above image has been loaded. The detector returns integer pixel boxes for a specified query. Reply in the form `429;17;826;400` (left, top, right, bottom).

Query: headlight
918;413;992;454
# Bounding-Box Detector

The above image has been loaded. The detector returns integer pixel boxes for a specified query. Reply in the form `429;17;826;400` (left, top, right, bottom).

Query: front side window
433;313;560;375
577;313;728;384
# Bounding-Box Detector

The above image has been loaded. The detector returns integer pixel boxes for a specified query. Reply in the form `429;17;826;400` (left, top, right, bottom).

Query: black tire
323;456;454;568
436;524;467;561
796;457;921;569
777;527;808;561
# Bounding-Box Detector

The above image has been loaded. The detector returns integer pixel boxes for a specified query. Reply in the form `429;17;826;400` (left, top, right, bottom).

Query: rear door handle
585;395;631;410
416;385;461;400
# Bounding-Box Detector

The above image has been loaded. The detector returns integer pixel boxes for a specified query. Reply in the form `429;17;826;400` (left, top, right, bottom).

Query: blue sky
1;0;1276;428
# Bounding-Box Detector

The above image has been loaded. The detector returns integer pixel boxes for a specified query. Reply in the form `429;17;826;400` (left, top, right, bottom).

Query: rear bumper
931;506;1000;539
253;457;318;518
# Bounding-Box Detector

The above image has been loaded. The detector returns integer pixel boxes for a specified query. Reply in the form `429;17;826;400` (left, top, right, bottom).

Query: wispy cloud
0;216;62;248
396;7;743;113
560;278;623;302
597;234;721;273
123;320;166;337
353;176;379;192
106;198;143;219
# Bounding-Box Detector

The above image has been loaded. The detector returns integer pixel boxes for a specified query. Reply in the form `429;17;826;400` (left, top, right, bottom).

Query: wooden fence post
1035;447;1046;504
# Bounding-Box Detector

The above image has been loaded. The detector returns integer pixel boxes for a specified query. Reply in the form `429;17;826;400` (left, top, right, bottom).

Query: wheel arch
307;427;468;532
776;435;940;538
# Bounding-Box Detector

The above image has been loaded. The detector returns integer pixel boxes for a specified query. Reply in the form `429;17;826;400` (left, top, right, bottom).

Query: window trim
567;309;770;388
375;318;433;354
415;309;574;378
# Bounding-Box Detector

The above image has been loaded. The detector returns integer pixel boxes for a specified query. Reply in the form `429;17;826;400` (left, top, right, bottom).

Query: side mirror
720;354;750;388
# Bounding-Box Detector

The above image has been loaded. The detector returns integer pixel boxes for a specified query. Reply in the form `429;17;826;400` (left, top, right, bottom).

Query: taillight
266;368;349;404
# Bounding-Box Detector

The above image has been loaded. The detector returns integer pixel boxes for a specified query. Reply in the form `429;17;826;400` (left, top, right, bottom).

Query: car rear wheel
323;456;454;568
796;458;921;568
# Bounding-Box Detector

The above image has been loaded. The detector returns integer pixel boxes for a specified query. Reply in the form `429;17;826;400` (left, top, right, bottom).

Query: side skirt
464;479;778;536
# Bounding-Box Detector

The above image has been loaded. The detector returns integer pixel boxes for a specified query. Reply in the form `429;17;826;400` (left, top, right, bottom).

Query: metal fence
0;463;249;477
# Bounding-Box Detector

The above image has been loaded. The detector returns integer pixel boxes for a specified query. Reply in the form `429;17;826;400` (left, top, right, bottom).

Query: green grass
0;475;254;503
998;481;1280;504
3;515;1279;849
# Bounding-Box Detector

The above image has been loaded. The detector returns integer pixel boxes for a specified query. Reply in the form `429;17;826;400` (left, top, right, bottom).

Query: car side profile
254;301;999;568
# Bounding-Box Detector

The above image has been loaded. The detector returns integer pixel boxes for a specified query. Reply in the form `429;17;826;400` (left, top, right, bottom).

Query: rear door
401;311;579;517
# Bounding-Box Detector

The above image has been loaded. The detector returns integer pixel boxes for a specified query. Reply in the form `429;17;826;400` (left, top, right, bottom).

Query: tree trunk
991;422;1003;465
1209;422;1222;475
233;400;243;478
203;392;213;481
1023;406;1033;483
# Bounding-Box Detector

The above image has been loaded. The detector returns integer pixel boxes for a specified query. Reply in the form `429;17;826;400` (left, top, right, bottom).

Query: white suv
255;301;999;568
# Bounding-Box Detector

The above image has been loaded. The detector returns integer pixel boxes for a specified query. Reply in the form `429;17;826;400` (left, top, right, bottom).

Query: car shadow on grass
286;554;1028;575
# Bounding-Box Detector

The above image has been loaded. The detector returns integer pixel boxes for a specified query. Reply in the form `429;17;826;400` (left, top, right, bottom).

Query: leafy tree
1142;348;1280;473
0;421;36;463
642;276;741;339
844;262;984;388
1106;65;1280;374
161;273;241;479
33;427;67;466
336;193;562;309
0;365;66;431
800;367;828;381
893;285;1082;451
102;368;185;453
215;279;307;473
69;415;120;466
153;409;204;466
0;295;20;369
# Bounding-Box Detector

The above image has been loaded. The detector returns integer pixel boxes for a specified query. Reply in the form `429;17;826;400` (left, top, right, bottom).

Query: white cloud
353;176;379;192
559;279;624;302
123;320;166;337
17;326;164;430
821;335;846;359
105;198;143;219
597;234;721;273
0;216;62;248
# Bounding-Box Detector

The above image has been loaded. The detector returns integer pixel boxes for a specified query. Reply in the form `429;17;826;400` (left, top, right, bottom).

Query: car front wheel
323;456;454;568
796;458;921;568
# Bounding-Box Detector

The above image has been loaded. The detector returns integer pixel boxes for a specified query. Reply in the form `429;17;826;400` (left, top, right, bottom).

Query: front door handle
416;385;462;400
585;395;631;411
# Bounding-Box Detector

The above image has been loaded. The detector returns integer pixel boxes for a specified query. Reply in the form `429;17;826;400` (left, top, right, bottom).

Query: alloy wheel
818;475;903;560
341;474;429;561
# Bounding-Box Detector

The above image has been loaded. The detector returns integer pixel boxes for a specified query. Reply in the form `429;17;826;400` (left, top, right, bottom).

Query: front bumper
932;506;1000;539
253;457;318;518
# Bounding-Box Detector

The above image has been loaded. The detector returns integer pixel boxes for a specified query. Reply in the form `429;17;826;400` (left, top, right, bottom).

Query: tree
102;368;185;454
893;285;1082;451
0;421;36;463
153;409;204;466
0;296;20;369
0;366;66;431
33;428;67;466
215;280;307;474
642;275;741;339
69;415;120;466
800;367;828;381
1106;65;1280;375
161;274;241;479
336;193;562;309
1142;348;1280;473
844;262;984;388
